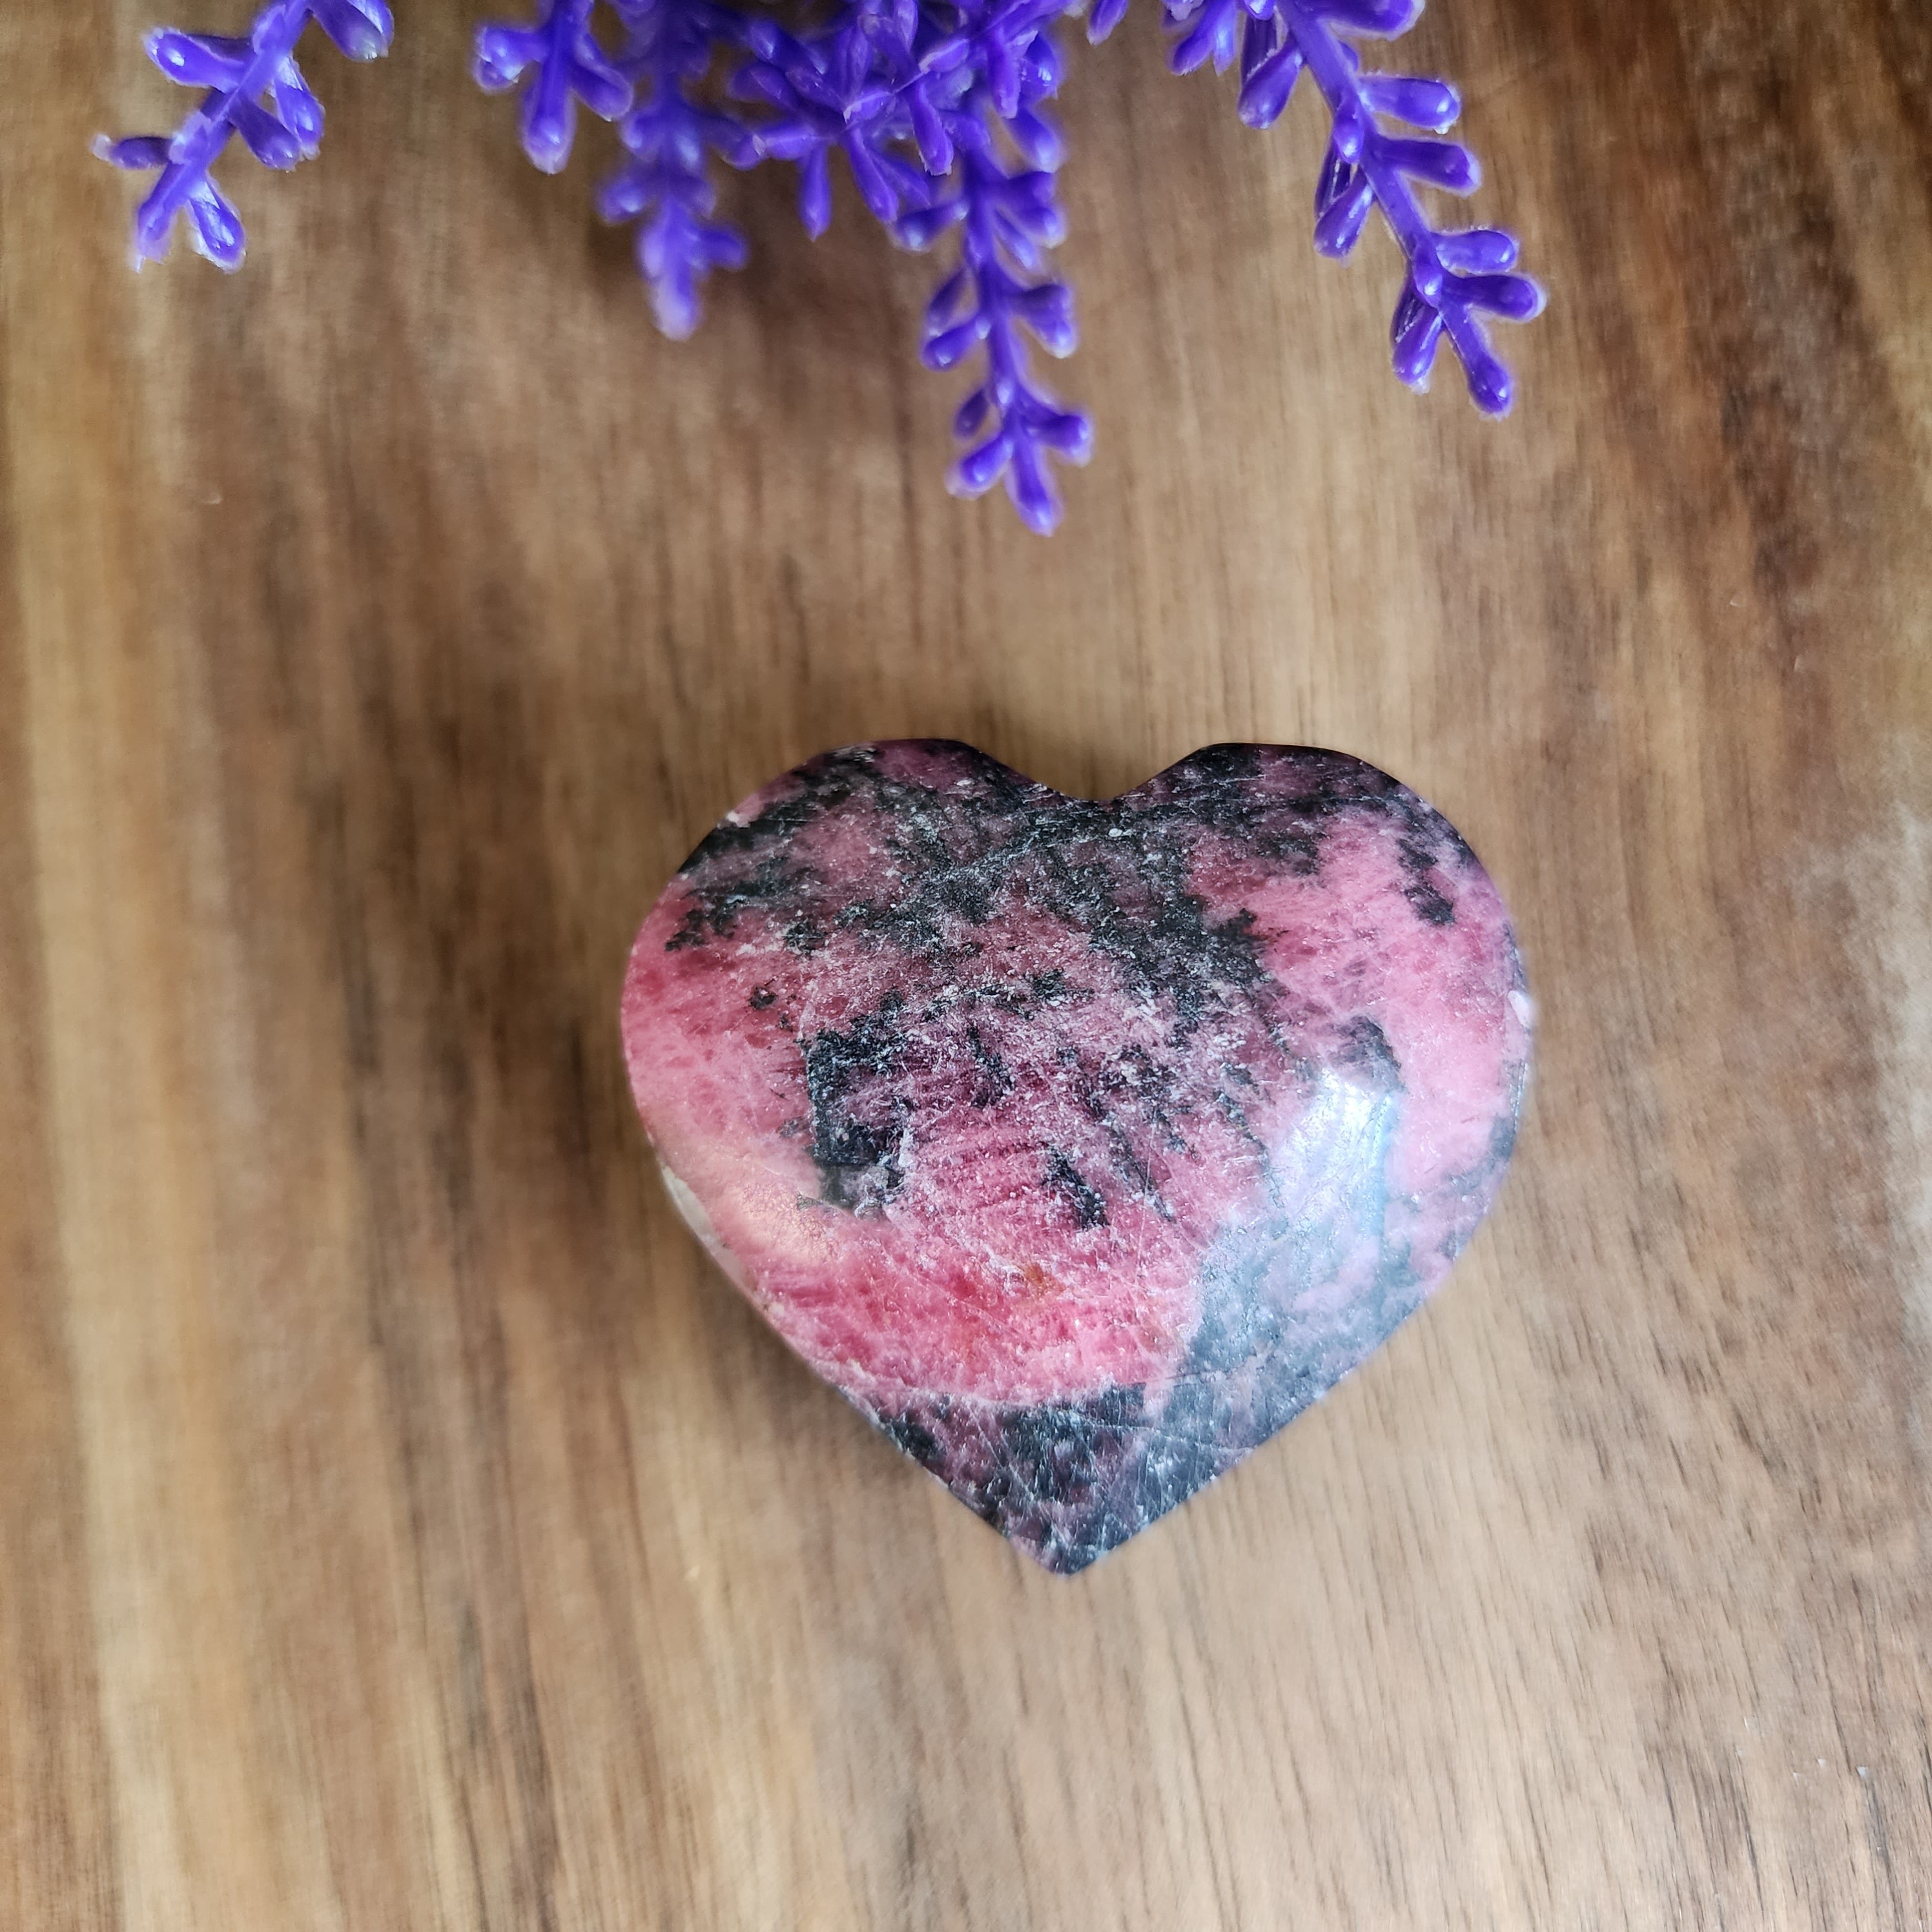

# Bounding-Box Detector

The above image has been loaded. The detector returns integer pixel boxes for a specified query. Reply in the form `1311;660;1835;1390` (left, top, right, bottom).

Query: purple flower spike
599;0;758;338
474;0;632;176
905;131;1092;535
727;0;1092;531
96;0;392;270
1169;0;1544;411
876;3;1092;535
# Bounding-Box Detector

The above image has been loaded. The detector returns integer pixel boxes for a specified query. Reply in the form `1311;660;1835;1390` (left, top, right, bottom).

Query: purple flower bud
309;0;391;61
843;131;901;223
238;94;306;166
896;198;966;250
473;25;545;90
799;146;833;236
1360;72;1458;130
1237;17;1302;127
952;429;1014;498
1379;134;1479;194
954;387;994;438
1460;343;1512;413
909;88;953;173
186;176;247;267
1457;271;1546;321
1435;227;1520;272
94;133;173;170
926;268;974;331
1390;278;1443;386
1312;166;1373;256
924;316;989;370
271;63;325;155
145;30;252;87
1034;407;1094;458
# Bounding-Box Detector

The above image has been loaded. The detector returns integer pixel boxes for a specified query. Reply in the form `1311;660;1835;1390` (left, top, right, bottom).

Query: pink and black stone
622;742;1530;1573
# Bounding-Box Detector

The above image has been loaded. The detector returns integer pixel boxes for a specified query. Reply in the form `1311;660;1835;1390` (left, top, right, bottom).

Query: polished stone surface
624;741;1530;1570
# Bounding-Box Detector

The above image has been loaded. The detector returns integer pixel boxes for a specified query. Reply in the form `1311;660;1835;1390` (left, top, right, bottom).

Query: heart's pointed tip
1022;1543;1110;1578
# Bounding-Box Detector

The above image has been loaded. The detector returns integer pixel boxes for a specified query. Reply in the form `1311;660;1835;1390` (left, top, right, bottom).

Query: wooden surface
4;1;1931;1925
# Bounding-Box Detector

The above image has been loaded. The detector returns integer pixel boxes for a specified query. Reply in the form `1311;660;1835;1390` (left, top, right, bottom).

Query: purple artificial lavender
737;0;1091;527
901;108;1094;533
598;0;759;339
1152;0;1543;410
473;0;630;176
103;0;1544;531
96;0;393;269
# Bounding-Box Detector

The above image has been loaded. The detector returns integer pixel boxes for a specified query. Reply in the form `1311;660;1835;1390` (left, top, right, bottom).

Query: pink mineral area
622;741;1530;1568
629;881;1220;1408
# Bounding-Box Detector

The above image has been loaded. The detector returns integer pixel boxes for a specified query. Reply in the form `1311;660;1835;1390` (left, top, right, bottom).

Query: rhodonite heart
622;741;1530;1572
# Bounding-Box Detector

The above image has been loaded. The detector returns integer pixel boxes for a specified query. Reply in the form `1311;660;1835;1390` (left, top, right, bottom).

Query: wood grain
4;1;1930;1924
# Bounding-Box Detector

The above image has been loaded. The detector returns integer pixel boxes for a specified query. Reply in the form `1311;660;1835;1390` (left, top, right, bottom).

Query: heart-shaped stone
623;741;1530;1572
